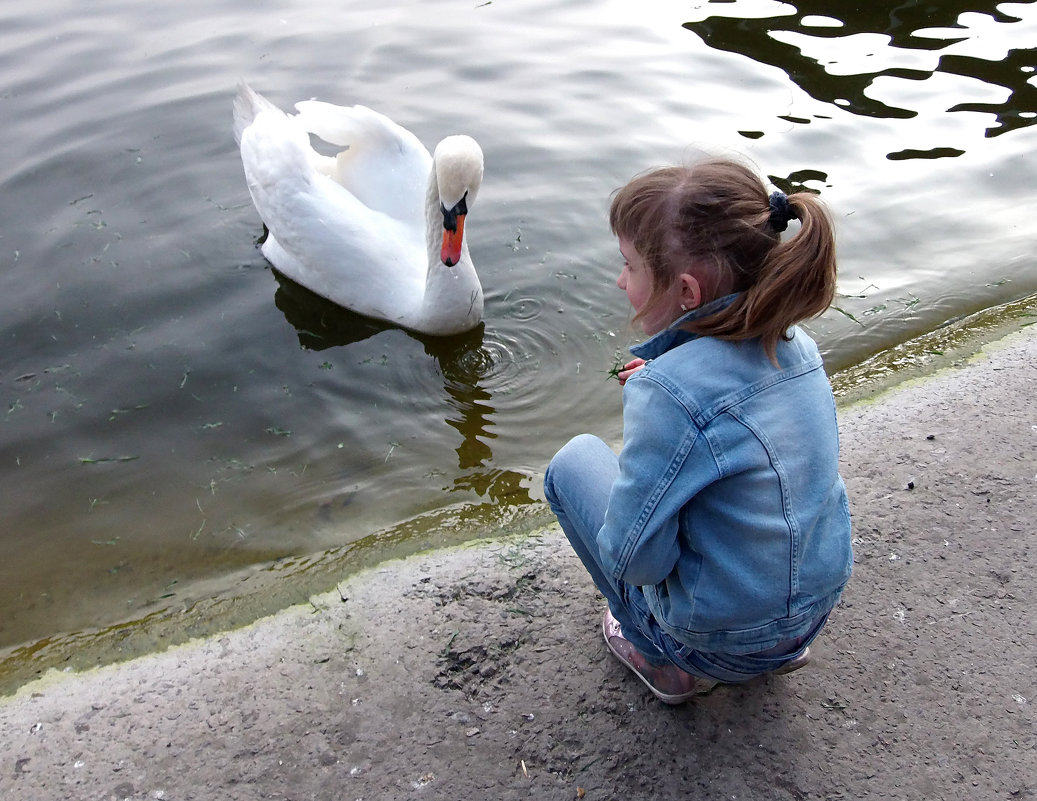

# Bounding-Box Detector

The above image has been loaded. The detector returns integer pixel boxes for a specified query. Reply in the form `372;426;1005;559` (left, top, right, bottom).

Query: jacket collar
629;293;740;361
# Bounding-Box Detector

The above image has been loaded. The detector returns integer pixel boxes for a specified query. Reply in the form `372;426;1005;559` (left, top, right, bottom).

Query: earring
680;304;687;311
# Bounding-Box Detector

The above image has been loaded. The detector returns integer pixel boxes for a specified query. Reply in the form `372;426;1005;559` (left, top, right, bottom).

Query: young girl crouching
544;158;853;704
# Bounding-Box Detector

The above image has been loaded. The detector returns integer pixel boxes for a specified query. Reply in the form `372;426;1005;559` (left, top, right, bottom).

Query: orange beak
441;214;466;267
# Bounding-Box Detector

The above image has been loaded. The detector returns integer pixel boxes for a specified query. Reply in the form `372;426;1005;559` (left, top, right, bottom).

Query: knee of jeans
544;434;603;501
543;464;558;505
556;433;606;467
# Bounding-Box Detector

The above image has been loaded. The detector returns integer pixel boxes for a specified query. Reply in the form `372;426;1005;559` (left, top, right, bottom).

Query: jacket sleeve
596;371;720;587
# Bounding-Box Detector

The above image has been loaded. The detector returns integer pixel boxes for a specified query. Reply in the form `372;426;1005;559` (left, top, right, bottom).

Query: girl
544;158;852;704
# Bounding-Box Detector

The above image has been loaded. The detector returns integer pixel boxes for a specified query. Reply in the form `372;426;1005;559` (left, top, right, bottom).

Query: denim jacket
598;297;853;653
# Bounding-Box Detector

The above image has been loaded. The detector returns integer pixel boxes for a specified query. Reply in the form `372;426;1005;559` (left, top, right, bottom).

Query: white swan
233;83;485;336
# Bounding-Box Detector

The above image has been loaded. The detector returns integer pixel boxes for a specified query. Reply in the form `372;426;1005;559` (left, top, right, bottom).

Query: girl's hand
617;358;646;386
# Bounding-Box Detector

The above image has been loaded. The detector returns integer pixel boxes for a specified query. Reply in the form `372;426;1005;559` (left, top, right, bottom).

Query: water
2;0;1035;663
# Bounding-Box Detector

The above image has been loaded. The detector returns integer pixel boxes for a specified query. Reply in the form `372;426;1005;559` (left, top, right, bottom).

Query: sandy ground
2;323;1036;801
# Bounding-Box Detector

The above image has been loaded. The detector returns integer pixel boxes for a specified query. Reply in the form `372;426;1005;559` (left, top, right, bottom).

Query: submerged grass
830;292;1037;403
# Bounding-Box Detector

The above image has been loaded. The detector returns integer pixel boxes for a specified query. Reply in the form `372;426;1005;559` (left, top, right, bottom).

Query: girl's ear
678;273;702;310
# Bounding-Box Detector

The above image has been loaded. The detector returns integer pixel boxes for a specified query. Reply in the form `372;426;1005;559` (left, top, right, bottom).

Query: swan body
233;83;484;335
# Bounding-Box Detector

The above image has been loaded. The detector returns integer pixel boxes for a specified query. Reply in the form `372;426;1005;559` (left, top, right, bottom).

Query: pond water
2;0;1036;661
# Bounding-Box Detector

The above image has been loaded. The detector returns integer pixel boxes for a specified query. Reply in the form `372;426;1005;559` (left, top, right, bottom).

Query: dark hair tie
768;191;796;233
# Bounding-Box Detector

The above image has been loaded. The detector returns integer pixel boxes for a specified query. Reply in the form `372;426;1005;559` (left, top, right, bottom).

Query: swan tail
233;81;284;145
236;88;320;228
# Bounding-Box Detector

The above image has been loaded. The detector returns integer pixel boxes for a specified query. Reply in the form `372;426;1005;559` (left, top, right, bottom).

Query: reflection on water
684;0;1037;140
274;270;395;350
273;269;529;505
943;45;1037;137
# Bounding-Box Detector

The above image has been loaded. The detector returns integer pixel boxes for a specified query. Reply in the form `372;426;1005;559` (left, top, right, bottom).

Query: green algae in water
830;292;1037;404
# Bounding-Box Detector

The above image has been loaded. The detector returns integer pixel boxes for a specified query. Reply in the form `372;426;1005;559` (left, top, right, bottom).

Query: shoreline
2;295;1034;697
2;317;1036;798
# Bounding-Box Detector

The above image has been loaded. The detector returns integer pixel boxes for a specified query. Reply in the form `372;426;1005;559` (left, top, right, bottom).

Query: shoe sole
771;647;811;675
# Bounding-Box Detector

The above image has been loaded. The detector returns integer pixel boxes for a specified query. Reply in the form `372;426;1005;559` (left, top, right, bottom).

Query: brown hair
609;158;837;363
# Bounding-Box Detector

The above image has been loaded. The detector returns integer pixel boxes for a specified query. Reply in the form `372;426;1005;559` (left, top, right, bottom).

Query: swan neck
420;163;482;333
426;167;442;268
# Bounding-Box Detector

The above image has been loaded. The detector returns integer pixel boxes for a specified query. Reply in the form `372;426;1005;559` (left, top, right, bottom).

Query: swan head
434;135;484;267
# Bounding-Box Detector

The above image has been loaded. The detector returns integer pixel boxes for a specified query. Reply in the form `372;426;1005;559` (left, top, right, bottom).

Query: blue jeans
544;433;825;683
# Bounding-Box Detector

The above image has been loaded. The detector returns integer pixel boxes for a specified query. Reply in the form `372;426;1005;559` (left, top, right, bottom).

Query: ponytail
687;188;837;364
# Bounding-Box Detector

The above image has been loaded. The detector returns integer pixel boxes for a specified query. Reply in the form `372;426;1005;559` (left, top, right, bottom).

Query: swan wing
239;99;425;323
292;100;431;225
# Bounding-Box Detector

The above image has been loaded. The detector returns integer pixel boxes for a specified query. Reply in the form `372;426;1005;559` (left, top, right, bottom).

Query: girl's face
616;236;651;315
617;236;688;335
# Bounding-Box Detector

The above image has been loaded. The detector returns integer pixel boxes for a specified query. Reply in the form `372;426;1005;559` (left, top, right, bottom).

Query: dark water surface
2;0;1036;661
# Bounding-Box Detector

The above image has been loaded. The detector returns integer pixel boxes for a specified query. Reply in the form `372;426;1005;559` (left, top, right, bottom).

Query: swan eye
441;192;469;232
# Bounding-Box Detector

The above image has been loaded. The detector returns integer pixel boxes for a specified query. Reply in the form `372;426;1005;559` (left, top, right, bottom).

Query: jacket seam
728;408;800;617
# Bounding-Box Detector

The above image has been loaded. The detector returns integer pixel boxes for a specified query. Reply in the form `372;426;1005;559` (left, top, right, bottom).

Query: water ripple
438;324;554;402
504;296;545;322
